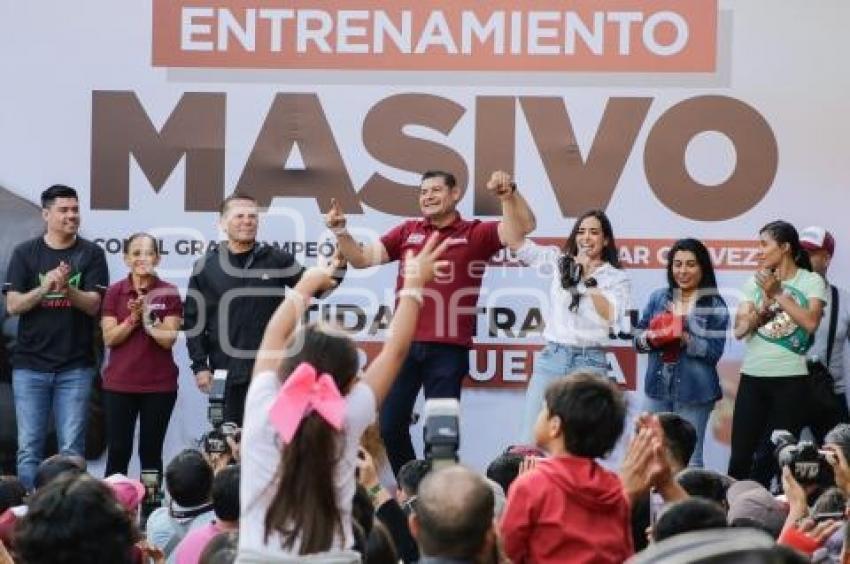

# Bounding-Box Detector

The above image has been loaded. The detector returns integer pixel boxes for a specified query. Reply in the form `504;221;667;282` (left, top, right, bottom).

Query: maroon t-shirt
381;215;503;347
101;276;182;393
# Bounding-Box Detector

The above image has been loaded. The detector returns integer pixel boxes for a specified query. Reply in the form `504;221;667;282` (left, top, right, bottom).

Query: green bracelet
368;483;382;499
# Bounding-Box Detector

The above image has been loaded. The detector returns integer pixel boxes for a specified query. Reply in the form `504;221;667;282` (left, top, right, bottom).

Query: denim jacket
635;288;729;404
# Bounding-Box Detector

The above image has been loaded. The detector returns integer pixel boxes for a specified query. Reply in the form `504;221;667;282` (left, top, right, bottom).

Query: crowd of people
0;174;848;563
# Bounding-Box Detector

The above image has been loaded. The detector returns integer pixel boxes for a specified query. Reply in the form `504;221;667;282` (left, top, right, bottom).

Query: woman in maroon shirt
101;233;182;477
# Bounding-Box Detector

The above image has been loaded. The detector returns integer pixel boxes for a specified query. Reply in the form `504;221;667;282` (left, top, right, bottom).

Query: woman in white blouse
503;208;631;441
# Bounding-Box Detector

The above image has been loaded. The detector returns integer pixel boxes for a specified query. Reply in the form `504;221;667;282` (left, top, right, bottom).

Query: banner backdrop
1;0;848;474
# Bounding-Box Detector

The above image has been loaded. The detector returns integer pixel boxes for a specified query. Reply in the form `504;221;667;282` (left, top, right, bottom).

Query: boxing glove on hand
646;311;684;349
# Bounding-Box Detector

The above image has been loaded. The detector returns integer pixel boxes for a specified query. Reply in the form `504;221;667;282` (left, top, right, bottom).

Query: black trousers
809;392;850;444
379;342;469;476
224;381;250;426
728;374;809;486
104;390;177;477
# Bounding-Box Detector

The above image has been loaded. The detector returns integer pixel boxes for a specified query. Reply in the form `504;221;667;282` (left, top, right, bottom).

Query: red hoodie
500;455;633;564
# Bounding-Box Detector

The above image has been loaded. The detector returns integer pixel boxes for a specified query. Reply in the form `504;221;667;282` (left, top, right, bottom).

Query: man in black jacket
183;194;305;425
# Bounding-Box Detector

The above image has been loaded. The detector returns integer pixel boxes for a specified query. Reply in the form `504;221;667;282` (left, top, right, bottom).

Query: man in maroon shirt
327;170;536;473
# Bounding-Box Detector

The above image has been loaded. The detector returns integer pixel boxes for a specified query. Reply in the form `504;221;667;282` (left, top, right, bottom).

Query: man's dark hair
366;520;399;564
15;473;137;564
415;465;494;560
40;184;78;209
658;413;697;469
421;170;457;189
729;516;775;536
812;487;847;516
211;464;240;522
165;449;213;507
653;498;728;542
486;452;523;496
218;192;257;215
41;184;80;210
0;477;26;513
544;372;626;458
33;454;86;490
676;469;730;507
825;423;850;464
351;484;375;541
199;531;239;564
397;459;430;497
630;528;804;564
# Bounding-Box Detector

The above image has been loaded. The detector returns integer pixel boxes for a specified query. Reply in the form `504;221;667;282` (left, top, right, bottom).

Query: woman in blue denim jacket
635;238;729;467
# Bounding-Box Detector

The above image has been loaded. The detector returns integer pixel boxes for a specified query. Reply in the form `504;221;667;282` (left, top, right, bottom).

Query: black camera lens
772;431;825;485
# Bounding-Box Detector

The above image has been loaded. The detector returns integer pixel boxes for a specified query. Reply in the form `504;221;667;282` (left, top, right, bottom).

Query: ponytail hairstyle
264;323;360;554
759;221;812;271
563;209;622;269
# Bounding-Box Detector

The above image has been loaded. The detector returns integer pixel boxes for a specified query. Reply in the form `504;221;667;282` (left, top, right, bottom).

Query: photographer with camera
822;424;850;495
200;370;241;474
501;209;631;441
771;431;835;496
775;440;845;558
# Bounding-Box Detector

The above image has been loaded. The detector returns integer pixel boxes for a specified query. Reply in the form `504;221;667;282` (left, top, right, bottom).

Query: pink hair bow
268;362;346;443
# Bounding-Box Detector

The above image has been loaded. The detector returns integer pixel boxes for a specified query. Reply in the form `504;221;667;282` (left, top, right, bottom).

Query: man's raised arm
325;197;390;268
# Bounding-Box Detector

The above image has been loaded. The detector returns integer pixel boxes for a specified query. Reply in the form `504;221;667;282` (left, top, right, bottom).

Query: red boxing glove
778;525;823;556
647;312;684;349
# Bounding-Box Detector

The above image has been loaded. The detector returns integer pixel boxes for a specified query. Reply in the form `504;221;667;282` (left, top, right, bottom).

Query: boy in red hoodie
501;372;633;564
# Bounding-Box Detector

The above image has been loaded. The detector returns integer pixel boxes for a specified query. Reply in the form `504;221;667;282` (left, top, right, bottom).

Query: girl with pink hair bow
238;234;449;561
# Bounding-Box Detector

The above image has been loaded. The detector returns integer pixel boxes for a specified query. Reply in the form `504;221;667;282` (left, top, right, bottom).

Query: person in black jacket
183;194;306;425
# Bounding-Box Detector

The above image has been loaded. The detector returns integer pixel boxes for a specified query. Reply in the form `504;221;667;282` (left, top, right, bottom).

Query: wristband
367;483;382;500
398;288;424;305
331;227;349;236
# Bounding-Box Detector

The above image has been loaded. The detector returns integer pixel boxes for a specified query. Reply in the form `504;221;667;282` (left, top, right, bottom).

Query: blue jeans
520;342;609;442
12;367;95;490
379;342;469;476
643;365;716;468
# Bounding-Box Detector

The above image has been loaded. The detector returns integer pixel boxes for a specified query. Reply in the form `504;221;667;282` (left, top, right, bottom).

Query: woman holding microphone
498;193;631;441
